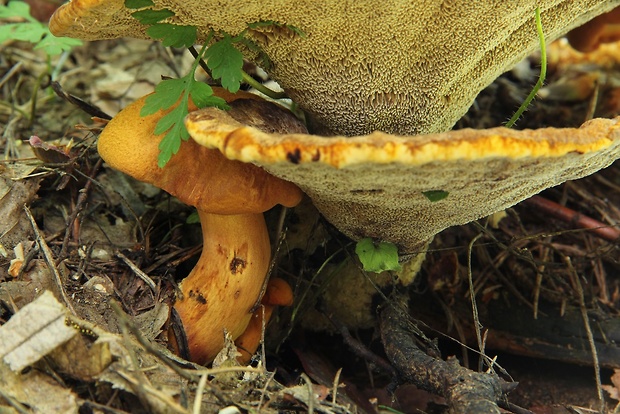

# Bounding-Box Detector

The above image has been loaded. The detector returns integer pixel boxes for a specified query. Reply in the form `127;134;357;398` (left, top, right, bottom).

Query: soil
1;9;620;414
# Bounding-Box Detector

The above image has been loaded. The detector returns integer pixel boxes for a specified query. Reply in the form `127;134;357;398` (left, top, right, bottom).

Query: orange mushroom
235;277;294;364
98;90;305;364
567;6;620;53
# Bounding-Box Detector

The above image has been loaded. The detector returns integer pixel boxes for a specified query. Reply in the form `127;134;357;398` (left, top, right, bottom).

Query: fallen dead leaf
0;290;76;372
602;368;620;401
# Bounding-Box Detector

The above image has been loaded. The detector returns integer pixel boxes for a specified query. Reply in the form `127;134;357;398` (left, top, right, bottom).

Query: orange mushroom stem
97;90;305;364
235;277;294;364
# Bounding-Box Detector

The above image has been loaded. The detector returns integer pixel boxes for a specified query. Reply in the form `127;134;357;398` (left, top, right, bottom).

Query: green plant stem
505;6;546;128
188;45;212;78
189;45;287;100
240;70;288;100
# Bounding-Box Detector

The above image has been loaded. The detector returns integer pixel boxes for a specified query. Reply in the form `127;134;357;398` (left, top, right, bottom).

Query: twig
523;195;620;242
260;304;267;366
0;62;23;89
380;295;504;414
497;400;535;414
193;373;208;414
0;388;30;414
109;300;196;382
467;233;486;371
257;369;277;411
24;205;77;316
565;256;605;413
58;157;104;262
301;373;314;414
329;315;396;376
115;369;188;414
252;208;290;313
115;251;158;293
332;367;342;407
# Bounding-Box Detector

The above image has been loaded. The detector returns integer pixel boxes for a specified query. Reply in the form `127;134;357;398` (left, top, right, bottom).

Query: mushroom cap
50;1;620;136
186;108;620;255
97;90;304;214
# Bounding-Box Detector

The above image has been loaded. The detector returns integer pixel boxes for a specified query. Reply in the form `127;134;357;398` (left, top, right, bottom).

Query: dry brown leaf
0;290;76;371
0;361;79;413
602;368;620;401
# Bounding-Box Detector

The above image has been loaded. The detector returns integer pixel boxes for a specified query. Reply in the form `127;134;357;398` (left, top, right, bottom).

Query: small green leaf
134;41;230;167
189;83;228;109
35;35;82;55
0;2;82;56
205;36;244;93
0;1;36;20
153;107;181;135
422;190;449;202
141;78;188;115
157;106;191;167
355;238;401;273
0;23;46;43
186;211;200;224
131;8;174;25
146;23;197;48
124;0;154;9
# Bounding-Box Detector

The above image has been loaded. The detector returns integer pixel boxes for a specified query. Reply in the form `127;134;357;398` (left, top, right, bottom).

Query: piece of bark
380;299;507;414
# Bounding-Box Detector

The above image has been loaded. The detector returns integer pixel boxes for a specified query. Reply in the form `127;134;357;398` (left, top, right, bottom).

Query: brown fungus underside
50;0;620;136
186;109;620;257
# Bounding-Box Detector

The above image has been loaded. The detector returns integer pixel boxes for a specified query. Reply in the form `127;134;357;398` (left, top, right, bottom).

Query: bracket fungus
186;109;620;257
50;0;620;373
50;1;620;136
98;90;306;364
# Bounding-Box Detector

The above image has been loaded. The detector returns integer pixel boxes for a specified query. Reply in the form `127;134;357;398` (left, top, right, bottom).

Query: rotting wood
380;296;512;414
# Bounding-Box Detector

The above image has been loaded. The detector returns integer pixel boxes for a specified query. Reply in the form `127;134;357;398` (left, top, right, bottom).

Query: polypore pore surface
186;109;620;255
50;0;620;136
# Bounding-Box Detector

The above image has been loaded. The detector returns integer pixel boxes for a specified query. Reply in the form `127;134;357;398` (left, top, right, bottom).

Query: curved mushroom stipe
50;0;620;136
97;90;305;364
186;108;620;257
178;210;270;364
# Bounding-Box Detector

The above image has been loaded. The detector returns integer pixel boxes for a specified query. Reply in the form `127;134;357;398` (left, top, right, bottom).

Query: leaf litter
1;12;620;414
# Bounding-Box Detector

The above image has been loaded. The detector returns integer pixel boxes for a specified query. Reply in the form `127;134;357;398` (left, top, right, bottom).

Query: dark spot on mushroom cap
234;290;241;299
287;148;301;164
312;150;321;162
230;257;247;274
